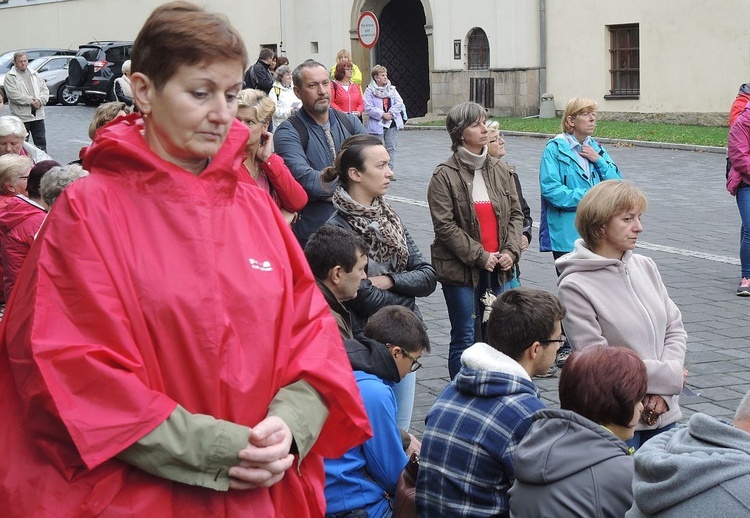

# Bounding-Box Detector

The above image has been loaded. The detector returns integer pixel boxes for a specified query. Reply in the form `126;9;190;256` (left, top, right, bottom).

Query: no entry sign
358;11;379;48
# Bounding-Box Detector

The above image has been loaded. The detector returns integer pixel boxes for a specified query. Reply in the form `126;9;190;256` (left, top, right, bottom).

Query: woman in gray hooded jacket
509;346;647;517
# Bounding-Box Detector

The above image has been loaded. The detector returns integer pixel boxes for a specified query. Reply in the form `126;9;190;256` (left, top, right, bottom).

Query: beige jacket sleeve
116;380;329;490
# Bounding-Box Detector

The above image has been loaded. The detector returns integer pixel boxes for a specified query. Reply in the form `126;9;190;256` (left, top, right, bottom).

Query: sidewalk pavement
36;105;750;437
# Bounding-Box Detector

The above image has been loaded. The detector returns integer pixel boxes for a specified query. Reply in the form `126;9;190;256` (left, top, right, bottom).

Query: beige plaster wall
545;0;750;121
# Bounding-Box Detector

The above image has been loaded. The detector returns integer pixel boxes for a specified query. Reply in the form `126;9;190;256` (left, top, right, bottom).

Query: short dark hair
559;346;647;428
486;288;566;361
27;160;60;199
446;102;487;153
258;48;274;61
131;1;247;90
321;134;384;189
292;59;327;89
364;306;430;354
304;225;369;280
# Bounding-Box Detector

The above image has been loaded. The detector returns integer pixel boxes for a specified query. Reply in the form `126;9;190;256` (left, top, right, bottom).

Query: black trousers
24;119;47;152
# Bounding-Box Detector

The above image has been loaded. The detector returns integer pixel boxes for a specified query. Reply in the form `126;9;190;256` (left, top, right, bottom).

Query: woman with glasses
427;102;524;379
539;96;621;368
324;134;437;431
236;88;307;224
556;180;687;450
487;121;532;289
330;62;363;120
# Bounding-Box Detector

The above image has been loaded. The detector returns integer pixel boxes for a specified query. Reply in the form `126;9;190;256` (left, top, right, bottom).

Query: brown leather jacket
427;153;523;287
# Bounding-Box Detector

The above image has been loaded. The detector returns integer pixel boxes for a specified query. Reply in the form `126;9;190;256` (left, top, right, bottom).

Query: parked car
0;48;76;101
29;56;81;106
67;41;133;104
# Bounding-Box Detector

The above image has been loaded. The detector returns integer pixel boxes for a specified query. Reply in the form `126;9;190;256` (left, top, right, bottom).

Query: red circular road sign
357;11;379;49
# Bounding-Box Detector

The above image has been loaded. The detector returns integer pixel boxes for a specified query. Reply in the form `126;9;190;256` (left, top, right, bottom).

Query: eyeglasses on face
19;175;29;179
539;334;566;345
488;135;504;144
388;343;423;372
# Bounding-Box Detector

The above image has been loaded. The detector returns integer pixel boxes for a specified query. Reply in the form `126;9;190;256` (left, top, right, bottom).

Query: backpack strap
289;112;309;151
288;109;355;153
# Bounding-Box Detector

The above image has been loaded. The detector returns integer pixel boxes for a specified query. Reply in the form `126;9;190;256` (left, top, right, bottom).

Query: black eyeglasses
388;343;423;372
19;175;29;179
539;334;566;345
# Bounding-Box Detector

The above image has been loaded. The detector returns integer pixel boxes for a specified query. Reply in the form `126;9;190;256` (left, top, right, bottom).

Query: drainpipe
539;0;547;96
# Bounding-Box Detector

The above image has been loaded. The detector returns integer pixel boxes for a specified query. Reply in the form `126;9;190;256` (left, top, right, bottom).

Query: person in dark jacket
487;120;531;288
509;346;647;517
244;48;275;94
324;306;428;517
427;102;524;379
323;134;437;432
304;225;369;341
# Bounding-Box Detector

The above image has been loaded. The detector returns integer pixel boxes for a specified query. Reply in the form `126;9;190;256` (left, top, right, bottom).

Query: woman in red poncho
0;2;371;517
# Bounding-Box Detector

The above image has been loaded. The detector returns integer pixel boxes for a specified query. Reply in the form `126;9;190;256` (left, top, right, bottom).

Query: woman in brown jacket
427;102;524;378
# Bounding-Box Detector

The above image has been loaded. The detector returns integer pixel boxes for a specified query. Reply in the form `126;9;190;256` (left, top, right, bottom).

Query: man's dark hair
486;288;566;361
292;59;327;89
258;48;274;61
363;306;430;354
304;225;369;280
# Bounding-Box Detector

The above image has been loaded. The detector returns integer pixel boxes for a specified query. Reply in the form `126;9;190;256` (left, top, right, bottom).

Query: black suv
67;41;133;103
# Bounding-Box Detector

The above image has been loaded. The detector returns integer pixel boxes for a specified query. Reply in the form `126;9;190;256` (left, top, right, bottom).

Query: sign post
357;11;379;49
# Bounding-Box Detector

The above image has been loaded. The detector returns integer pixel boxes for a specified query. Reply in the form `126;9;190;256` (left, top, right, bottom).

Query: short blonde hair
88;101;130;140
371;64;387;80
0;154;33;194
336;49;351;62
236;88;276;123
562;96;597;133
487;120;500;138
575;180;648;249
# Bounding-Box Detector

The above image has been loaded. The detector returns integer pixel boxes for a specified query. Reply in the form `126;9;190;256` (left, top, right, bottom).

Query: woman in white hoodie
556;180;687;449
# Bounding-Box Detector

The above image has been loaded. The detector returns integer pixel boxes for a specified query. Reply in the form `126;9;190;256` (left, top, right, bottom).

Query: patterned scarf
332;186;409;271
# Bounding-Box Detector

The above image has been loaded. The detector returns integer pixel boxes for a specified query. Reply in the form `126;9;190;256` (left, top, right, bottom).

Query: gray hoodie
627;412;750;517
508;409;634;517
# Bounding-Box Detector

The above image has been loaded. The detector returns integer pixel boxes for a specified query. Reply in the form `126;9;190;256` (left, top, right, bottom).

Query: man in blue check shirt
416;288;566;517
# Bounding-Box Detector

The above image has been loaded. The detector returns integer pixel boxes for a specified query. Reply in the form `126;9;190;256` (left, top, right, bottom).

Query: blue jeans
625;422;676;450
737;186;750;277
392;371;415;432
443;276;513;379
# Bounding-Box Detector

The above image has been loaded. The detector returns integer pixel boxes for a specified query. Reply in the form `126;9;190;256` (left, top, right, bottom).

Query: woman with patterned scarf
324;134;437;431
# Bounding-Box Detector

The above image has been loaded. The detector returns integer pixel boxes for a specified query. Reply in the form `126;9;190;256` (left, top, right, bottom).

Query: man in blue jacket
324;306;428;517
274;59;365;247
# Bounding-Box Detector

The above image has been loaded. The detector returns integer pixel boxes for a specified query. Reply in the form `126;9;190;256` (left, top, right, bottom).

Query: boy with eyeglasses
417;288;566;517
324;305;429;517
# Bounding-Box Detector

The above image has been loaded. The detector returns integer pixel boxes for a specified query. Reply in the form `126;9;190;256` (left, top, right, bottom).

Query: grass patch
410;117;729;147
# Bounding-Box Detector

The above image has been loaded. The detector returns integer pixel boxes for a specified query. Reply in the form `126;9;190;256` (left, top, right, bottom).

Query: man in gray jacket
627;389;750;516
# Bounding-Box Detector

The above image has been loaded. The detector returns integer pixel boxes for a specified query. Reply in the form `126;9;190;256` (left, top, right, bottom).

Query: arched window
467;28;489;70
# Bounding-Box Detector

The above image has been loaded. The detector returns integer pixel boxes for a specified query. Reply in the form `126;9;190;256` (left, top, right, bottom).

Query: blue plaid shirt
416;365;544;517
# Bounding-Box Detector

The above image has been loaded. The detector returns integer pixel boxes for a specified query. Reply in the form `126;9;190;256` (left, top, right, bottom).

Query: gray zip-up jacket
509;409;634;518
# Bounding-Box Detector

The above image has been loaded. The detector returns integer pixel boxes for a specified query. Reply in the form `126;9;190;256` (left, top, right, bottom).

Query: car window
105;46;129;63
45;58;69;71
78;47;103;62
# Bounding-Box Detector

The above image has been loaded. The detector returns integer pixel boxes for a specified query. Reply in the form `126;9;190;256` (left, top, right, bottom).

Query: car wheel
59;85;81;106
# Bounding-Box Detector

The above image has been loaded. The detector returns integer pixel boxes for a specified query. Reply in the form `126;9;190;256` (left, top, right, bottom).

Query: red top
474;201;499;253
0;195;46;300
241;153;308;212
0;114;371;517
330;81;364;116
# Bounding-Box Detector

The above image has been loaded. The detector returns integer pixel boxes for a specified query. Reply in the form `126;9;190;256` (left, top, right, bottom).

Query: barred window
608;24;639;97
467;28;489;71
